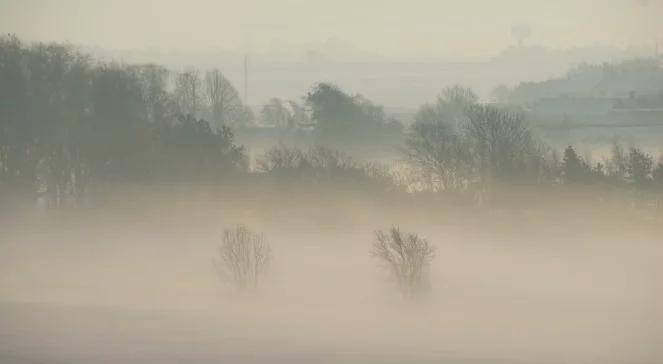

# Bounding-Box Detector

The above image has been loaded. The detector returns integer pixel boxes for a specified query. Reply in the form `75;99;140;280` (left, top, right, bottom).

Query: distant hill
502;57;663;104
493;57;663;127
86;45;652;109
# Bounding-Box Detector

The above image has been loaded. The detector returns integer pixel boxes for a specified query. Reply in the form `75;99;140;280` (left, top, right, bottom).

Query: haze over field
3;0;662;57
2;191;662;363
1;1;663;364
2;0;662;106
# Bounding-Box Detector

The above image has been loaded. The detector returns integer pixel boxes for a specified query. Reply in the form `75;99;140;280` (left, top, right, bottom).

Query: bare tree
218;225;271;293
465;104;540;182
136;64;171;123
174;69;202;117
405;117;474;192
404;86;479;192
204;69;244;129
372;227;435;299
257;145;308;173
439;85;478;113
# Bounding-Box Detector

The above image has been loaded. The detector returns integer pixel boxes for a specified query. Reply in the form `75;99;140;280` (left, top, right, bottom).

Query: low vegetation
217;225;271;293
372;227;436;300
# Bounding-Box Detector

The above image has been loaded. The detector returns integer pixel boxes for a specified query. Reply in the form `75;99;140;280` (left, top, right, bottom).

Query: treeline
0;36;402;206
406;86;663;193
0;35;254;206
561;144;663;188
257;145;394;191
493;58;663;105
1;36;662;208
251;83;404;153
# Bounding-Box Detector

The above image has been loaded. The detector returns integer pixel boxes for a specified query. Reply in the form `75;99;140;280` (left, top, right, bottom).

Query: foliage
257;144;395;190
627;147;654;188
0;35;248;205
406;100;548;193
2;35;662;209
305;82;402;143
562;146;592;183
654;162;663;186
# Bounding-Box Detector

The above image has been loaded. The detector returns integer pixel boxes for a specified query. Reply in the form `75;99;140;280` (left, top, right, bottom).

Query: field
1;189;661;363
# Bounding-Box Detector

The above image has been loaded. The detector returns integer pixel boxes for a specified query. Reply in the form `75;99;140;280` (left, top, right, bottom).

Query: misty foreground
1;186;661;364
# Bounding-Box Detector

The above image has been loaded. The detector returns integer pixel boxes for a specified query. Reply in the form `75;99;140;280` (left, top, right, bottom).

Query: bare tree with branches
136;64;170;122
405;118;474;192
218;225;271;293
372;227;435;299
204;69;244;129
174;69;202;117
465;104;540;182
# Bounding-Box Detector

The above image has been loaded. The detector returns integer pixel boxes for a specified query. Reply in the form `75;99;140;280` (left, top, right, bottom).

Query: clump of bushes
372;227;436;299
217;225;271;293
257;145;396;191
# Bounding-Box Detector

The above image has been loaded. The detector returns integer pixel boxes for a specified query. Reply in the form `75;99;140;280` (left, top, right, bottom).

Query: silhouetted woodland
1;36;662;208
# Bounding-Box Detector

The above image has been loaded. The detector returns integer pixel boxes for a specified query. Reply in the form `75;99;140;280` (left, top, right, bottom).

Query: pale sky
1;0;662;59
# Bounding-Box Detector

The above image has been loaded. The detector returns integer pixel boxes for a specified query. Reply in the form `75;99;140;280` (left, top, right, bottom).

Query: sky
1;0;662;59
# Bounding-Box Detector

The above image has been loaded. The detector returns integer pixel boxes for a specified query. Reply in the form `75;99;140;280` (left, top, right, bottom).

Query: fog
2;1;663;363
1;187;662;363
3;0;662;106
2;0;662;57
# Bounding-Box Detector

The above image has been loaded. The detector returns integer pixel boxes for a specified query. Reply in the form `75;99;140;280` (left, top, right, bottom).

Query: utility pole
243;54;248;104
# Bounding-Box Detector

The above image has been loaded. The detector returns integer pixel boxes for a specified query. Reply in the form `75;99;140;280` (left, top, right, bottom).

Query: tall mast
243;54;248;104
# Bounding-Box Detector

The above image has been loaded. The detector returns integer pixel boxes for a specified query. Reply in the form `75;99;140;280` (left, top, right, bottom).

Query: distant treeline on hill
492;58;663;124
495;58;663;104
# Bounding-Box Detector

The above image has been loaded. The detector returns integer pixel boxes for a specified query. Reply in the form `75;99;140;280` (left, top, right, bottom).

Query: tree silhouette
563;146;590;183
372;227;435;299
218;225;271;293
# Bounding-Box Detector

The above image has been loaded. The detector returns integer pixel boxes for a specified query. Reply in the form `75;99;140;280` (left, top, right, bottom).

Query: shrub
218;225;271;293
372;227;435;299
